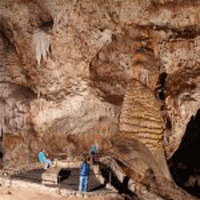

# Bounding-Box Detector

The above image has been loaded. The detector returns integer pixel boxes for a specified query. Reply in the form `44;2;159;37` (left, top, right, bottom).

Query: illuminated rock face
1;0;200;199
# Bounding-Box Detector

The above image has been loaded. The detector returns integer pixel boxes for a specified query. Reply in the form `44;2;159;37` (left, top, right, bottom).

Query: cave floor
9;167;110;193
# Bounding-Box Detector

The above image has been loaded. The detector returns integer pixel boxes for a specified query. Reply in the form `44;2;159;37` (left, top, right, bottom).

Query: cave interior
168;109;200;198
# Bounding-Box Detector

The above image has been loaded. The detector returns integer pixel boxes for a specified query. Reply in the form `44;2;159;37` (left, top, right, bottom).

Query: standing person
90;150;96;164
90;145;97;164
38;149;52;170
79;157;90;192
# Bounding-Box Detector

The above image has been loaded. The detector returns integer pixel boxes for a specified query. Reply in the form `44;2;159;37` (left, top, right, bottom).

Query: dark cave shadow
58;168;71;183
10;168;71;185
88;183;107;192
168;109;200;198
10;168;45;183
97;161;139;200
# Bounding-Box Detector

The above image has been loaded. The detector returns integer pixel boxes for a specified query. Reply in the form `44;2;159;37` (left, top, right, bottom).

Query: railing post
58;175;61;194
109;171;111;184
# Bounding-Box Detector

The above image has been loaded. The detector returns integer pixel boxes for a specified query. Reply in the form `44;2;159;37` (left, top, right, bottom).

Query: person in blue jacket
79;157;90;192
38;149;52;170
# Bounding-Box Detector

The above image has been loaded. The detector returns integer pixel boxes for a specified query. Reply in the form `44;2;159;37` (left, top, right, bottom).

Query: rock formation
1;0;200;199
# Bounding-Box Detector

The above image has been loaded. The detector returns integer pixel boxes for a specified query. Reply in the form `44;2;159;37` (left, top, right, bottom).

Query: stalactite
32;29;51;66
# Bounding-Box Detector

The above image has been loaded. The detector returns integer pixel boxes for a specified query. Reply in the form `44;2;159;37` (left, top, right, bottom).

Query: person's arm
80;163;83;171
44;151;48;157
87;164;90;175
87;163;90;170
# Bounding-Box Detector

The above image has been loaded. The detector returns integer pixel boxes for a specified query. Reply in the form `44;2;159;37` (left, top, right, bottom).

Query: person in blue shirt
38;149;52;170
79;157;90;192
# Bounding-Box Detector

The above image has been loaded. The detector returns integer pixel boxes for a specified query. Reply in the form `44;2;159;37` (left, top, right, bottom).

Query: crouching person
38;149;52;170
79;157;90;192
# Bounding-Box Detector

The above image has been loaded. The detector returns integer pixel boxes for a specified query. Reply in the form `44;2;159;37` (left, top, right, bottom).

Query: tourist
90;145;97;164
38;149;52;170
79;157;90;192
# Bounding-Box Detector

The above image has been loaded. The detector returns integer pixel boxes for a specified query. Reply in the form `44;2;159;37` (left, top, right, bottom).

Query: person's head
83;157;87;163
41;149;46;153
83;156;89;163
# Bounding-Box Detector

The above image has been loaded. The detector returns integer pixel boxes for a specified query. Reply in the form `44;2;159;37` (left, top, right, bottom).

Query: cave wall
1;0;200;165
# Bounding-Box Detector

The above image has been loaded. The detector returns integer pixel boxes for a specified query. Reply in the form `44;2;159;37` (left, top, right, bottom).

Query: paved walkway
9;167;110;193
0;162;122;199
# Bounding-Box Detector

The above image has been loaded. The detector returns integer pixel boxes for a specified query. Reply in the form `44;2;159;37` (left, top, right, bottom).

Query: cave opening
168;109;200;198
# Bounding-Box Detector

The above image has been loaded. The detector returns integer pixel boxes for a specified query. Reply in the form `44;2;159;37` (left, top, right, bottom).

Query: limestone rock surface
1;0;200;199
